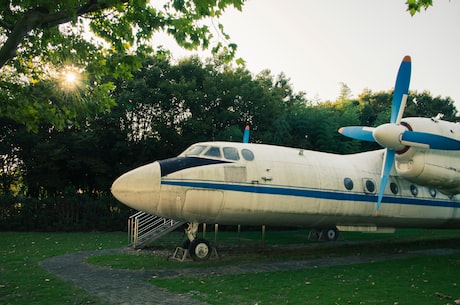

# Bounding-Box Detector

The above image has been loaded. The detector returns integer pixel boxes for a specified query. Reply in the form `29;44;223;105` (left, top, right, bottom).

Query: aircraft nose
111;162;161;214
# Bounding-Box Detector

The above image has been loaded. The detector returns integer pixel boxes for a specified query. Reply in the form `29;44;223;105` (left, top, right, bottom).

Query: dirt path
40;248;209;305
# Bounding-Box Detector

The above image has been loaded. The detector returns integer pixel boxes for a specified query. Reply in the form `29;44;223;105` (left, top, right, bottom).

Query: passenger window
366;180;375;193
410;185;418;197
390;182;399;194
205;146;221;158
241;149;254;161
429;188;437;198
343;177;354;190
362;178;375;194
223;147;239;160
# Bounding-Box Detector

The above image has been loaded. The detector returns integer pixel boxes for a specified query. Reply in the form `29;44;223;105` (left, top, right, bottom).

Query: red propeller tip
403;55;411;62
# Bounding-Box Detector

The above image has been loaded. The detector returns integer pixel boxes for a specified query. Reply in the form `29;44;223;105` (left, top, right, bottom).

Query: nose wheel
178;222;216;261
188;238;212;261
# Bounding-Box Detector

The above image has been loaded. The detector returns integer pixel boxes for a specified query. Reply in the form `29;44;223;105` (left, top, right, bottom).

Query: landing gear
173;222;215;261
323;227;339;241
308;227;340;241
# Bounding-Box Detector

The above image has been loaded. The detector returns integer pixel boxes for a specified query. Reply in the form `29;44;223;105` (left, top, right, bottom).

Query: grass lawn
151;253;460;305
0;231;126;305
91;228;460;305
1;229;460;305
99;228;460;305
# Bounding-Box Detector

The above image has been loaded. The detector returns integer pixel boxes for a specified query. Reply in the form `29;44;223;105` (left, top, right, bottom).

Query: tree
406;0;433;15
405;91;457;121
0;0;244;131
337;82;353;103
0;119;23;194
109;55;305;154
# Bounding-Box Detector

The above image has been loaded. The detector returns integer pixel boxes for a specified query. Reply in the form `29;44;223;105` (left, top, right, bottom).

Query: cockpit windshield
204;146;221;157
181;144;254;162
182;145;207;156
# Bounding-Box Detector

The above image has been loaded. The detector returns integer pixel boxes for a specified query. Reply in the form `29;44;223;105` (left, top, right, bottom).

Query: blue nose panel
158;157;230;176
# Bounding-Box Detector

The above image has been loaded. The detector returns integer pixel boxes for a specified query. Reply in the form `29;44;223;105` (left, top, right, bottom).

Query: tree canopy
0;0;244;131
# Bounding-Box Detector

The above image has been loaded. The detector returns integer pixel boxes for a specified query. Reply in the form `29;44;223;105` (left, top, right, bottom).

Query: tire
323;228;339;241
188;238;212;261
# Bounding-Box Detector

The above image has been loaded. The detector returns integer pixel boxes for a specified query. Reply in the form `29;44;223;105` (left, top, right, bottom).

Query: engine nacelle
395;117;460;195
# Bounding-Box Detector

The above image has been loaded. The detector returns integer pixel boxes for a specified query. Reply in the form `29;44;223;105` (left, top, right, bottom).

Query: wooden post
214;224;219;244
261;225;266;247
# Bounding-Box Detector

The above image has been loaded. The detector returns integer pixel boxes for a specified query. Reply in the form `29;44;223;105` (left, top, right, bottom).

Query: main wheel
323;228;339;241
188;238;212;261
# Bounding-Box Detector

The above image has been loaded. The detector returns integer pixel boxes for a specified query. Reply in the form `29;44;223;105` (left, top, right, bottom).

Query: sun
65;72;77;84
59;66;83;91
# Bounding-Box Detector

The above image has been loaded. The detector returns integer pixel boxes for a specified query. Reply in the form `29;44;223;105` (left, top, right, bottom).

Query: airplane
111;56;460;260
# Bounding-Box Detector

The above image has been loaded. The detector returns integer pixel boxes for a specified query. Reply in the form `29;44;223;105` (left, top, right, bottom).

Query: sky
155;0;460;110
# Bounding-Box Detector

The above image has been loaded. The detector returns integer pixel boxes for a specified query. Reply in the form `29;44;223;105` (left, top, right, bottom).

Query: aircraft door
183;189;224;223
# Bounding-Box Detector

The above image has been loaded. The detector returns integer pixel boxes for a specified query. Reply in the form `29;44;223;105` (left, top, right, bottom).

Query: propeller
339;55;460;215
243;125;250;143
373;56;410;215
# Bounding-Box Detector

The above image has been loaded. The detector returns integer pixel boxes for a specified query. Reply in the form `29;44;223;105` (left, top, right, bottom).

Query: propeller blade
338;126;376;142
390;56;411;124
243;125;250;143
401;131;460;150
376;149;395;215
338;56;412;216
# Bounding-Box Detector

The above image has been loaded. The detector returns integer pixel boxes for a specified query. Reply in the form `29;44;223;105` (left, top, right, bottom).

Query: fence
0;193;132;231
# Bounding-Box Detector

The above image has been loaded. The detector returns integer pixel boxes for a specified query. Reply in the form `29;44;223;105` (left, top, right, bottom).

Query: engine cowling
395;117;460;195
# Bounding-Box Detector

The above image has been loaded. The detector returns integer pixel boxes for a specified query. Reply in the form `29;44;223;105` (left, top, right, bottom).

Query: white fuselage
111;140;460;230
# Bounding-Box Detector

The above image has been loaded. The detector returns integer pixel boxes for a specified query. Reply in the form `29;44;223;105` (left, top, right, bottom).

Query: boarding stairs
128;211;185;249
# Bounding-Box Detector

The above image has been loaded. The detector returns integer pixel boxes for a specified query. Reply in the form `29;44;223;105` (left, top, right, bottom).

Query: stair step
128;212;185;249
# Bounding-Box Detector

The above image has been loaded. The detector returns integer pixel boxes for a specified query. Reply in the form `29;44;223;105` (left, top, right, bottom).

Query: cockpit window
223;147;239;160
183;145;207;156
241;149;255;161
204;146;221;158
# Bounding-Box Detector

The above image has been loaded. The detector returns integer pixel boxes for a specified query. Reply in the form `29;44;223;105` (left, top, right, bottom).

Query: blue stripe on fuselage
161;178;459;209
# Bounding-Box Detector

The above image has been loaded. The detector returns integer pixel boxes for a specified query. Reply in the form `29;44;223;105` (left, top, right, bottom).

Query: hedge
0;193;133;232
